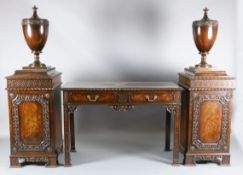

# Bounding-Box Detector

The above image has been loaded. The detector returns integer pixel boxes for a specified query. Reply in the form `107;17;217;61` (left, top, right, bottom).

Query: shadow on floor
64;131;175;166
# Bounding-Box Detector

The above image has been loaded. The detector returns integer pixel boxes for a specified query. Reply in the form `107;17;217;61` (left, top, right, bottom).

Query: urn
22;6;49;69
192;8;218;68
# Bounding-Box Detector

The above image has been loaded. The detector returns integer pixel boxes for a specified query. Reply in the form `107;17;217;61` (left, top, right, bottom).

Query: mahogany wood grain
179;72;235;166
6;67;62;167
62;82;182;166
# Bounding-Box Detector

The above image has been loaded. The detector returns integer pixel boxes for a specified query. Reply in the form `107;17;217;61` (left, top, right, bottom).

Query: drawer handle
145;95;158;102
87;95;99;102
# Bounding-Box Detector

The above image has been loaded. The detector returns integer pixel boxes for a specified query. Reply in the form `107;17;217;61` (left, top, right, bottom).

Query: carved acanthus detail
166;104;177;115
64;104;77;115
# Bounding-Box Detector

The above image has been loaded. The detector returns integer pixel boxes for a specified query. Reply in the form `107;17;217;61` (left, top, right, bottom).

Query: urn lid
193;8;218;27
22;6;49;26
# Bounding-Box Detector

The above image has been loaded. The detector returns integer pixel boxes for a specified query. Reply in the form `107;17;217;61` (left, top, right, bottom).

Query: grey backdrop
0;0;241;148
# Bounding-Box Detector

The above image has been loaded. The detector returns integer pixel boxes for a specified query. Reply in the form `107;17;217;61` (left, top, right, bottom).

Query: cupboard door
191;92;232;152
11;93;51;152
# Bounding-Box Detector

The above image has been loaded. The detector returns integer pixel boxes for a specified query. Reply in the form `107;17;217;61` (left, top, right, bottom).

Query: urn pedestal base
178;70;235;166
6;67;62;167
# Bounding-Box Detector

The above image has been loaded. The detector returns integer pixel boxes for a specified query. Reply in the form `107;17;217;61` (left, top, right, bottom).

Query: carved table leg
64;105;71;167
70;113;76;152
172;105;181;166
165;110;171;151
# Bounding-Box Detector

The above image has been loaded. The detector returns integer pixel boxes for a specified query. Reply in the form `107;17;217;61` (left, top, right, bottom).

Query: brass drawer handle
87;95;99;102
145;95;158;102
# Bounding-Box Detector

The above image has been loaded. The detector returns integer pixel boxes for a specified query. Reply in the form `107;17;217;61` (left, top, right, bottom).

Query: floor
0;131;243;175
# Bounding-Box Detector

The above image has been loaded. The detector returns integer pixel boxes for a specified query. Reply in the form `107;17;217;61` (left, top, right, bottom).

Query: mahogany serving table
62;82;182;166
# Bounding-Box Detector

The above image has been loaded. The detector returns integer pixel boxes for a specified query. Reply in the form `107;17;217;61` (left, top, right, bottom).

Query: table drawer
69;92;117;103
130;92;174;103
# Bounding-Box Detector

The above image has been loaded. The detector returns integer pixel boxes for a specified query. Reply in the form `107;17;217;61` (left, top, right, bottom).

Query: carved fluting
11;94;50;152
111;105;134;112
192;94;230;151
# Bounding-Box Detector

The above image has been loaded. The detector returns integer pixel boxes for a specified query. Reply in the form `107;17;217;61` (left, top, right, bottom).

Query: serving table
62;82;182;166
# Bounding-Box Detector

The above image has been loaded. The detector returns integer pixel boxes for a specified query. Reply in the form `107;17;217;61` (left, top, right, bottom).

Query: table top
62;82;182;90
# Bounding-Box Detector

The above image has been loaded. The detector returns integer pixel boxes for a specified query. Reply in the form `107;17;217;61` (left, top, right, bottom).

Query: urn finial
32;6;39;18
203;8;209;19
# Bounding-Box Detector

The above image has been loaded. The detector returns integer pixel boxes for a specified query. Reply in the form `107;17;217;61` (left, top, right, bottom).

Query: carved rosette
192;93;231;151
11;94;51;152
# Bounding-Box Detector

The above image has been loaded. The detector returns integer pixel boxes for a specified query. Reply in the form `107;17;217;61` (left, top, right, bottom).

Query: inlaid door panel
191;91;232;152
199;101;222;143
10;93;51;152
19;101;44;145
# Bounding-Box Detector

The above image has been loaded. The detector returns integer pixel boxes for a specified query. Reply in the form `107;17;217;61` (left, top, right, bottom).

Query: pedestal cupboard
6;67;62;167
179;72;235;165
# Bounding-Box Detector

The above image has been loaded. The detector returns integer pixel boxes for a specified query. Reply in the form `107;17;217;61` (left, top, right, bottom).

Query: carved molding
192;93;231;151
180;73;235;80
11;157;50;166
179;74;236;90
190;80;235;89
187;87;235;91
194;155;222;161
7;79;53;89
11;94;50;152
185;154;230;165
111;105;134;111
117;92;130;103
24;157;49;163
